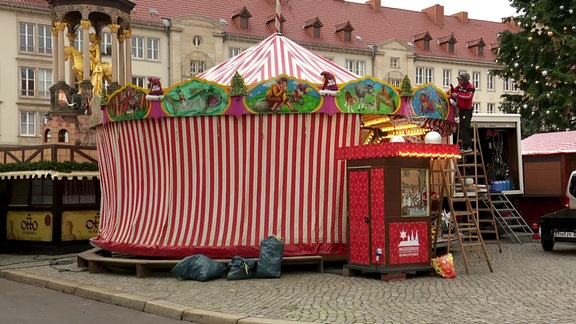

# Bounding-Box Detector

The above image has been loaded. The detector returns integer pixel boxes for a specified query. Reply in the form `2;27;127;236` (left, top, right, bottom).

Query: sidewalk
1;241;576;323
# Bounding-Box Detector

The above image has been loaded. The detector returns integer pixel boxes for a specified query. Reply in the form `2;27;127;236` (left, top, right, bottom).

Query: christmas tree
400;75;412;97
493;0;576;136
229;71;247;97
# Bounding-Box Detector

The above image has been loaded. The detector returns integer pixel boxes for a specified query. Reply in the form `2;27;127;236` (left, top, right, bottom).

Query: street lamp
161;17;172;86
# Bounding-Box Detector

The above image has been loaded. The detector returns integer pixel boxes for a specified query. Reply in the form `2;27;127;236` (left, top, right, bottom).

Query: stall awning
0;170;100;180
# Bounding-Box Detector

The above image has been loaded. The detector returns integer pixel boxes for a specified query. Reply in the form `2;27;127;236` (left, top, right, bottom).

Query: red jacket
455;82;475;110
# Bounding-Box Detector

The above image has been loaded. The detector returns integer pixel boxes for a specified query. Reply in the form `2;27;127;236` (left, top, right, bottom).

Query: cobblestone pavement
1;241;576;323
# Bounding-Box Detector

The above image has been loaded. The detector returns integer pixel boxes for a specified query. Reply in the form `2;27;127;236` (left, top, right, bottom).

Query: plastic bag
431;253;456;278
227;256;257;280
254;235;285;278
171;254;226;281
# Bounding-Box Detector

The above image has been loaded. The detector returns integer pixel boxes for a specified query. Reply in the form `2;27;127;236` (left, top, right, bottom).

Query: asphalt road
0;278;189;324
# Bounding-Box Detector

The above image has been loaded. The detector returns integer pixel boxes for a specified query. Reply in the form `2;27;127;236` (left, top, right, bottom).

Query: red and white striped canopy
197;33;360;86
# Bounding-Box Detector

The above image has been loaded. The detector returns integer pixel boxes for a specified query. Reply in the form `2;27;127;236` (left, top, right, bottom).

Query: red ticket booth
337;142;459;279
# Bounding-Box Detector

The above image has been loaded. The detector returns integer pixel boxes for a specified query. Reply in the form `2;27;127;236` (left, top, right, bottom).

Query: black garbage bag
254;235;285;278
171;254;226;281
226;256;257;280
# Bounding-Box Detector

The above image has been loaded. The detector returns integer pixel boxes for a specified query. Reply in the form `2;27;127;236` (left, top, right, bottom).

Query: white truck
539;171;576;251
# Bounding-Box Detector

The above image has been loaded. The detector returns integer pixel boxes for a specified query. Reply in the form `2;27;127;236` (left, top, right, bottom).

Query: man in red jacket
451;72;475;153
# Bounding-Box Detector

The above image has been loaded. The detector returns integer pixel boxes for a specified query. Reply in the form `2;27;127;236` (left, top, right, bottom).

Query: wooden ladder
457;122;502;253
430;157;493;275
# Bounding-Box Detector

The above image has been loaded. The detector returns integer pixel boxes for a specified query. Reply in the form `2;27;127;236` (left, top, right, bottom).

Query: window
192;36;202;47
448;42;455;53
74;30;83;51
423;39;430;50
425;68;433;83
313;26;321;39
10;180;30;205
19;22;34;52
240;16;249;29
20;111;36;136
442;69;451;87
38;69;52;98
38;25;52;54
415;67;423;85
487;103;495;114
345;60;365;77
100;32;112;55
478;44;484;56
390;57;399;69
473;102;480;114
344;30;351;42
31;179;53;205
63;179;98;205
472;72;480;90
132;36;144;59
147;38;159;60
132;76;147;88
512;80;519;91
190;60;205;76
503;78;510;91
229;47;242;58
20;67;35;96
487;73;494;90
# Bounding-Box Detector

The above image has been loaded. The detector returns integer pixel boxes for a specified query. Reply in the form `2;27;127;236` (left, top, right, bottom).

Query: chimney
369;0;381;12
452;11;468;23
423;4;444;26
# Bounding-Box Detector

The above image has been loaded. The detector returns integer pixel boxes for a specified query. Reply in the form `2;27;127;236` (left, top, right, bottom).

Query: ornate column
108;23;120;92
66;31;77;86
51;26;59;84
55;21;67;82
123;29;133;85
118;33;126;85
80;20;91;82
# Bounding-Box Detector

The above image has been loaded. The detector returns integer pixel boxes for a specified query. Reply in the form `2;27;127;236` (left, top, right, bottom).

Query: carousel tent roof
522;130;576;155
197;33;360;86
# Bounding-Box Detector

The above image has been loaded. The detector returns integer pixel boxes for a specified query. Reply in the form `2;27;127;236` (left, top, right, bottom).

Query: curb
0;269;314;324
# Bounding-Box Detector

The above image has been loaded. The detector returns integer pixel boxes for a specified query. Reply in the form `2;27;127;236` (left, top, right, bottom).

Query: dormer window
438;33;457;54
334;21;354;42
489;42;499;54
413;31;432;51
231;7;252;30
304;17;323;39
266;14;286;33
466;38;486;56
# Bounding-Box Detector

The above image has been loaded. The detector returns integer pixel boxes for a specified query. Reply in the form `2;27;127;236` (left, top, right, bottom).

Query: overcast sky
348;0;518;22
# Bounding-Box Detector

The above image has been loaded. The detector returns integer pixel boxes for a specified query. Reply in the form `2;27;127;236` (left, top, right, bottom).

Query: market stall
0;170;100;248
336;142;459;278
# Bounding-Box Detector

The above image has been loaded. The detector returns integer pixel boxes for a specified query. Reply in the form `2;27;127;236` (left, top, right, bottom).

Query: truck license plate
555;231;576;238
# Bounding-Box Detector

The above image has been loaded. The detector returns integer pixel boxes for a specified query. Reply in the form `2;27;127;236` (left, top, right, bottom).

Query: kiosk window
10;180;30;205
63;179;97;205
31;178;53;205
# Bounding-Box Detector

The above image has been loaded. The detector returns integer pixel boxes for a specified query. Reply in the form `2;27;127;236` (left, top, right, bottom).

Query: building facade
0;0;520;145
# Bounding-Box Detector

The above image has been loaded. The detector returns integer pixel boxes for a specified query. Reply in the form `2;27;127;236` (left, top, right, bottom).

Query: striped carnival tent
197;33;359;85
91;33;362;258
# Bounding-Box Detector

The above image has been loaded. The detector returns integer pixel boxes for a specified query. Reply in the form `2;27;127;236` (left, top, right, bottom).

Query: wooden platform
77;248;326;278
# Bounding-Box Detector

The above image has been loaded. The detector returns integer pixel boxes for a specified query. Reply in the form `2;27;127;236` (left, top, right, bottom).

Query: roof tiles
522;131;576;155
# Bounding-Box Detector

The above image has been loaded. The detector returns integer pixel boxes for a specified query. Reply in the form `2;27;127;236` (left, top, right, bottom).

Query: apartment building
0;0;520;145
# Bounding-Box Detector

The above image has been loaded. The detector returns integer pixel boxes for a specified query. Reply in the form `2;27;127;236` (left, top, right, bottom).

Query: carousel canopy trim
336;142;459;160
0;170;100;180
197;33;360;86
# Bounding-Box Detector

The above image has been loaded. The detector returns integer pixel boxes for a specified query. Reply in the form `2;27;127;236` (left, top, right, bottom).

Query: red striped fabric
92;113;360;258
197;33;359;86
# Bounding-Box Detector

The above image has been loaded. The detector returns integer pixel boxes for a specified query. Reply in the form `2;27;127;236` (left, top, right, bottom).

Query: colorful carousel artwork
92;33;457;258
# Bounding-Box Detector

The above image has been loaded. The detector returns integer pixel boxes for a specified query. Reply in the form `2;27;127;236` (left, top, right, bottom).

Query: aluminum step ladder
485;192;535;243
